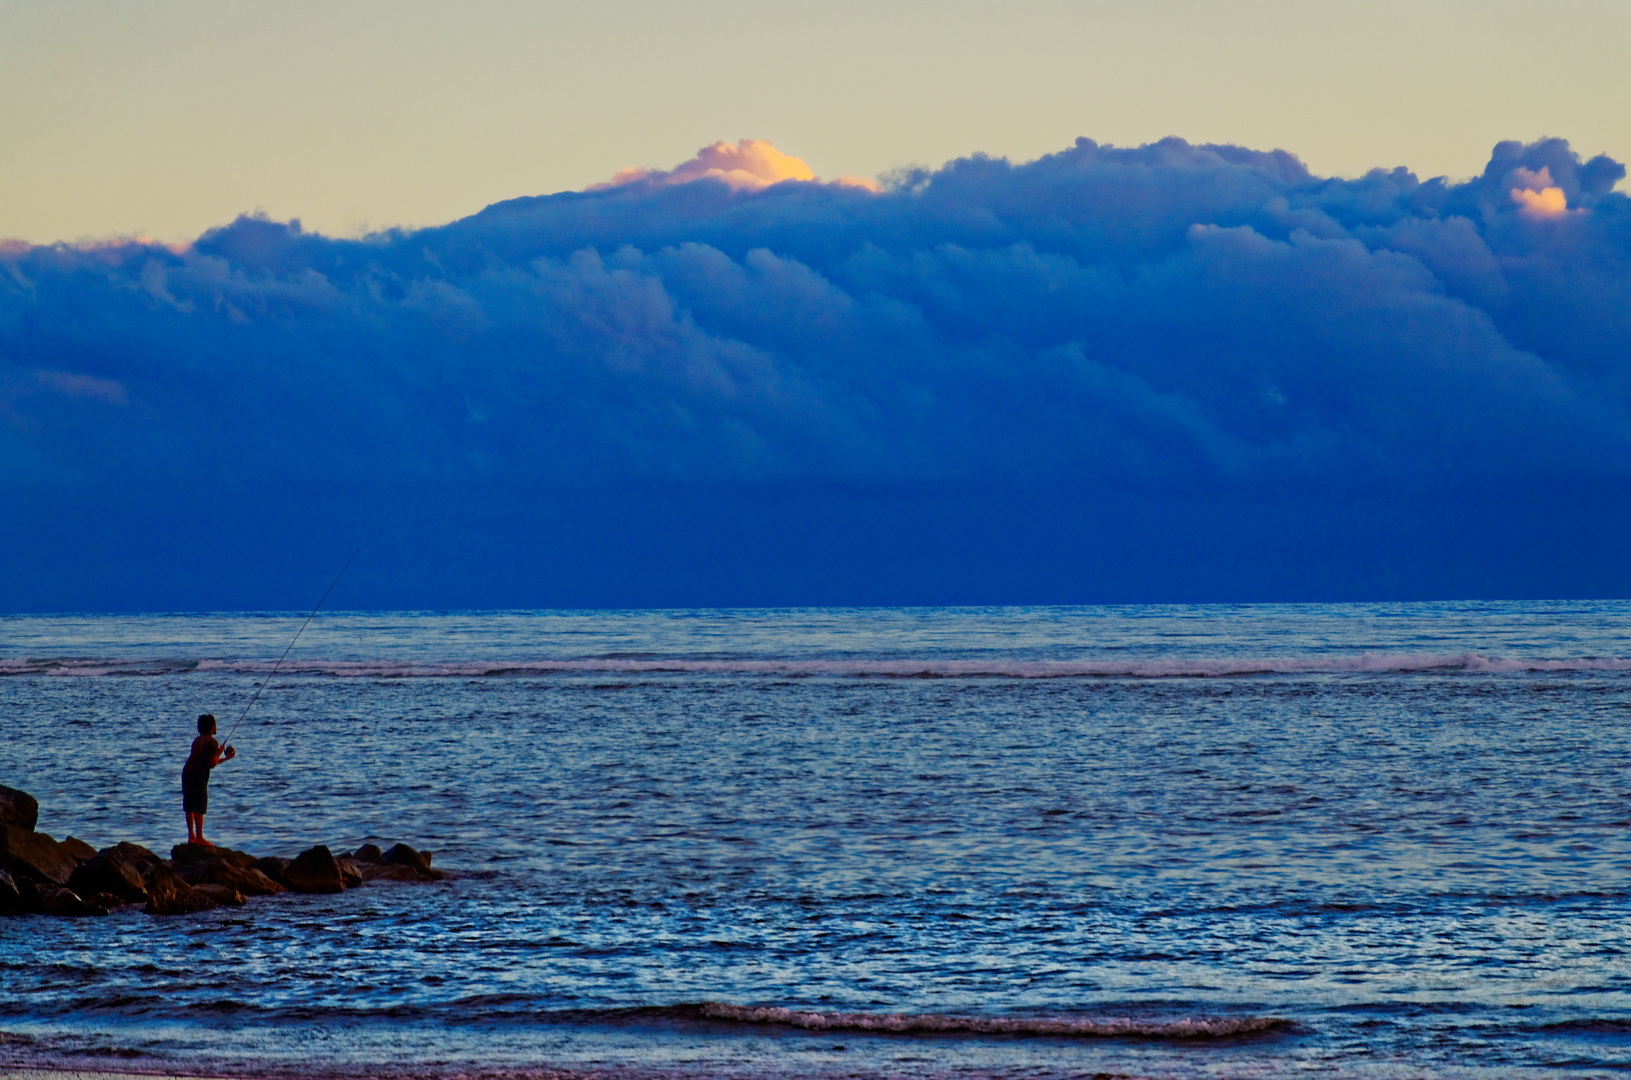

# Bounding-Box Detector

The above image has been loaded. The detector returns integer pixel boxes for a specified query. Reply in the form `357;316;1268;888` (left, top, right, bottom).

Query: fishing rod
220;548;359;753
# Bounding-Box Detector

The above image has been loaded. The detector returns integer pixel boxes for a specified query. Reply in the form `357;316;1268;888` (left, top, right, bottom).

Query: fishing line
220;548;359;753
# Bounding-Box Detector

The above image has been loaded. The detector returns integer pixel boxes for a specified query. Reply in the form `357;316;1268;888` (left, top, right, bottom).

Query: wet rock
111;841;163;875
284;845;344;894
0;867;23;915
0;786;38;831
193;883;246;907
383;843;445;881
335;857;364;889
85;891;128;909
40;886;108;917
68;846;151;904
60;836;96;864
177;858;285;897
0;825;81;886
172;843;256;869
142;862;219;915
250;856;292;888
354;843;384;865
361;863;422;883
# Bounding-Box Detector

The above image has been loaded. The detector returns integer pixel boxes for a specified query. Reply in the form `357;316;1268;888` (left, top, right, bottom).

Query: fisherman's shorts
182;769;209;814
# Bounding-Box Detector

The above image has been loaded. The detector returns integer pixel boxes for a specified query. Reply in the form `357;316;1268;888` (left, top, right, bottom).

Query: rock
172;843;256;869
1;825;81;886
0;867;23;915
60;836;96;864
383;843;445;881
39;887;108;917
250;856;292;888
0;786;38;831
353;843;384;865
113;841;163;874
68;847;151;904
361;863;422;883
142;862;219;915
193;883;246;906
177;858;285;897
284;845;344;894
335;857;364;889
85;891;127;909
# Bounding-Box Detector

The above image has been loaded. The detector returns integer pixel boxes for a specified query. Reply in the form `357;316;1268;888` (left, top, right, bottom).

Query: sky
2;3;1630;610
1;0;1628;245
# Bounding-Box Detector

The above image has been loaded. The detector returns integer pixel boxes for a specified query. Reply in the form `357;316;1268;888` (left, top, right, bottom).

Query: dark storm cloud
4;136;1630;607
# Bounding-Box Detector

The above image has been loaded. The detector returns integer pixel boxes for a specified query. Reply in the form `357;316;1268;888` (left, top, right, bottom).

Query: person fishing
185;549;357;848
182;713;236;846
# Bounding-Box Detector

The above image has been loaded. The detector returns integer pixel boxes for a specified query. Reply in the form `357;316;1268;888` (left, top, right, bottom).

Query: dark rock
177;858;285;897
172;843;255;869
250;856;292;888
1;825;81;886
335;857;364;889
85;891;127;909
0;867;23;914
10;874;44;914
354;843;384;865
0;786;38;831
142;862;219;915
193;883;246;906
361;863;422;883
383;843;445;880
69;847;150;903
60;836;96;864
113;841;163;874
284;845;344;894
40;887;108;917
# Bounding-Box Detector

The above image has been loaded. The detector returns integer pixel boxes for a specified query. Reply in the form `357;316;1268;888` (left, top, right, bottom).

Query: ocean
4;603;1631;1079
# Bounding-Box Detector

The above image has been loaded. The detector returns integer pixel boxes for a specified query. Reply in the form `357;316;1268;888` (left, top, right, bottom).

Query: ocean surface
4;603;1631;1079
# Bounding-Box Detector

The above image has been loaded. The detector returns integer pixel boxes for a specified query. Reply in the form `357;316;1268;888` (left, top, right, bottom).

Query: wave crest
5;650;1631;679
694;1002;1295;1039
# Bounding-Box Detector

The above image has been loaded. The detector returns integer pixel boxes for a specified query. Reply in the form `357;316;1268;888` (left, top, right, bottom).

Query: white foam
6;651;1631;678
697;1001;1291;1037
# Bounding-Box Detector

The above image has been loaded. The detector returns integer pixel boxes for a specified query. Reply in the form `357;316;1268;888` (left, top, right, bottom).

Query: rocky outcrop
177;858;285;897
362;862;423;883
0;867;24;914
335;857;365;889
0;786;38;831
1;825;83;886
250;856;293;889
60;836;96;862
39;887;108;917
193;883;246;906
1;785;446;918
383;843;445;881
68;845;153;903
172;843;256;869
142;862;219;916
284;845;345;894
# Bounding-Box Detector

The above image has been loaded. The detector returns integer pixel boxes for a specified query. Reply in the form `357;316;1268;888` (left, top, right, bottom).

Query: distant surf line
6;651;1631;679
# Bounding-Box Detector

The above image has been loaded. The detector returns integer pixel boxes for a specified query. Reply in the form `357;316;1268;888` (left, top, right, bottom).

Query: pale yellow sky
1;0;1626;245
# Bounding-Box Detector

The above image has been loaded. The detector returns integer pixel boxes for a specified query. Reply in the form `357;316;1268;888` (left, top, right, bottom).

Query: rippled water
4;603;1631;1078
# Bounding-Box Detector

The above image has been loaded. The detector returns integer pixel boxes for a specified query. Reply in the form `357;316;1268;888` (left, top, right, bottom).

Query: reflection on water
3;603;1631;1077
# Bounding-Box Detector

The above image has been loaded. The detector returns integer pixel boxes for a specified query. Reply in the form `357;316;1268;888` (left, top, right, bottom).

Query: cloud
599;138;818;191
1509;165;1571;219
3;134;1631;605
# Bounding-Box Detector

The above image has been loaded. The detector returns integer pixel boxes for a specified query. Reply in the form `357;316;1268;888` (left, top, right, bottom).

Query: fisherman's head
198;714;217;735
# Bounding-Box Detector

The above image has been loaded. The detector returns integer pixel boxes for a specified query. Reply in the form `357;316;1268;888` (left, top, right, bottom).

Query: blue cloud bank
5;137;1630;609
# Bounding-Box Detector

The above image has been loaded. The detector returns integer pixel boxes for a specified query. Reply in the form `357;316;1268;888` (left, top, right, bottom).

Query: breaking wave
691;1002;1296;1038
5;651;1631;679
